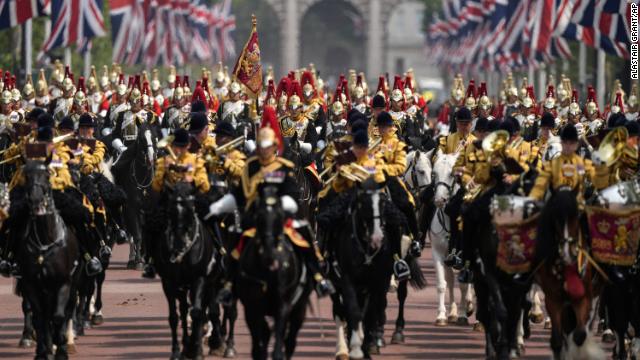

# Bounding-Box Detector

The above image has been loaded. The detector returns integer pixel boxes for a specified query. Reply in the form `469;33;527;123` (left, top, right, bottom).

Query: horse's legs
334;316;349;359
184;277;207;359
458;282;472;325
178;291;189;350
272;304;290;360
52;282;73;359
284;299;307;360
445;265;458;323
19;298;35;348
207;301;225;356
162;284;180;360
340;276;364;359
244;307;269;360
529;287;544;323
392;280;407;344
543;292;564;358
433;259;448;325
223;300;238;358
92;271;105;325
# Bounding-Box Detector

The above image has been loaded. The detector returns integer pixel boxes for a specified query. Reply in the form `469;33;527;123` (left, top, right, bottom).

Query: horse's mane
535;190;578;263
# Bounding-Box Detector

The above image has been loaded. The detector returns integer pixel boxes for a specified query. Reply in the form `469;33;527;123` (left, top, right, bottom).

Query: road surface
0;245;557;359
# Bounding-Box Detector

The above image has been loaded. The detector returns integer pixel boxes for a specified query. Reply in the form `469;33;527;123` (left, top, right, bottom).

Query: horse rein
349;189;387;265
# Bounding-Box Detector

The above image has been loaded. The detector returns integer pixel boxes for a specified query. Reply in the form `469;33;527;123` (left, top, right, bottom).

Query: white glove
245;139;256;153
315;126;323;135
99;110;108;118
111;138;127;153
161;128;169;138
281;195;298;215
101;127;112;137
144;130;154;161
298;141;312;154
205;193;237;219
591;150;605;166
317;140;326;151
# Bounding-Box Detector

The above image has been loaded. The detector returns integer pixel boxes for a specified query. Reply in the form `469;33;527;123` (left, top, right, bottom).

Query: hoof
447;315;458;324
544;319;551;329
602;330;615;343
518;344;525;356
349;348;364;359
367;343;380;355
529;312;544;324
67;343;76;354
473;322;484;332
375;337;385;348
435;318;447;327
457;316;469;326
223;346;236;358
126;260;137;269
135;262;144;271
83;320;92;330
18;337;34;348
209;344;225;357
91;314;104;326
335;354;349;360
466;304;475;318
391;331;405;344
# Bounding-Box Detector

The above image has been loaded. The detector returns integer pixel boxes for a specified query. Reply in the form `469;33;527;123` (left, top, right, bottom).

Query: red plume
260;105;283;153
614;91;625;113
375;76;386;97
466;80;476;98
191;85;208;110
77;76;86;93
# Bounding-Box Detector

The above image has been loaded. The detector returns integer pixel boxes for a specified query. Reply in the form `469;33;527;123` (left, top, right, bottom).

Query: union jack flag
216;0;235;62
42;0;106;52
110;0;148;65
0;0;49;30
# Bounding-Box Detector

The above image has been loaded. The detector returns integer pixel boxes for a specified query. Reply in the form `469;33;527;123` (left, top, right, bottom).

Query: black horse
150;181;220;360
282;133;320;227
601;264;640;359
111;122;156;269
13;161;80;359
235;185;312;360
326;179;403;359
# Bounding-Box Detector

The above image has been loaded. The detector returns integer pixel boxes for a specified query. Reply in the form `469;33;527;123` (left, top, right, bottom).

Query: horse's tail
407;255;427;290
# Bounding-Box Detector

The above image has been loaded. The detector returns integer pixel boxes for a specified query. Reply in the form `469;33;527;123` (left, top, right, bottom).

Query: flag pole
83;45;91;78
23;19;33;77
579;43;586;93
64;48;72;69
596;49;605;109
538;63;546;101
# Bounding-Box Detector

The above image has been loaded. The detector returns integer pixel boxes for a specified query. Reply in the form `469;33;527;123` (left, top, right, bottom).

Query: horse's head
165;181;197;256
23;160;54;216
405;150;433;192
136;122;156;167
550;189;580;265
353;178;387;250
282;133;301;168
255;185;285;271
432;153;458;208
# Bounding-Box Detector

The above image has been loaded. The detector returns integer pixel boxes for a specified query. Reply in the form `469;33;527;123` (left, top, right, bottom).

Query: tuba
462;130;510;202
593;126;627;167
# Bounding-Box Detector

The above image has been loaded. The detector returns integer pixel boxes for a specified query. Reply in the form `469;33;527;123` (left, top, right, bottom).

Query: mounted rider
206;108;334;304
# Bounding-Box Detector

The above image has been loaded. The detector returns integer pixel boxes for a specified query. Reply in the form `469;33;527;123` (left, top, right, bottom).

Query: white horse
428;152;474;326
404;149;433;198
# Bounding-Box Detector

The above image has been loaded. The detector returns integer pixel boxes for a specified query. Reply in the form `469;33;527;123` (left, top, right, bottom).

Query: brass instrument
320;137;382;182
156;135;177;160
214;136;244;155
593;126;628;167
462;130;510;202
324;163;371;185
0;154;19;165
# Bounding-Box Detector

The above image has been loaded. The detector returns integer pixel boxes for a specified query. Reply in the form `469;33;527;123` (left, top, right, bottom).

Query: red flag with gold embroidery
232;15;262;96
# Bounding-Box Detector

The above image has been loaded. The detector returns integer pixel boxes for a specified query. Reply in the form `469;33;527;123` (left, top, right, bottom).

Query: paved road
0;245;556;359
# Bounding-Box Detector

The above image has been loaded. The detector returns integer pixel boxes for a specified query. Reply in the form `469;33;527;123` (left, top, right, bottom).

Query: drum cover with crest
490;195;539;226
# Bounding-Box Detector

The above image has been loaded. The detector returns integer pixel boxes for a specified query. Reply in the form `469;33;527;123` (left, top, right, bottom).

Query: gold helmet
129;75;142;104
257;126;277;149
109;63;120;85
215;62;225;84
151;68;161;92
100;65;110;89
477;82;491;110
167;65;176;85
464;80;477;109
11;88;21;103
1;89;11;105
519;77;529;101
51;59;64;85
172;75;184;101
390;75;404;102
568;90;581;116
229;80;242;95
22;74;34;99
543;85;556;110
331;101;344;117
505;72;518;98
74;76;88;105
300;70;316;99
611;91;625;114
36;69;48;98
611;79;625;104
450;74;464;101
288;80;303;110
87;65;98;93
585;86;599;116
628;83;638;109
521;86;535;109
116;73;127;97
353;74;365;100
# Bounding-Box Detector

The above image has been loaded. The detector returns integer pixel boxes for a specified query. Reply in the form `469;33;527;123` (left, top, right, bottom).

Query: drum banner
495;214;539;274
586;206;640;266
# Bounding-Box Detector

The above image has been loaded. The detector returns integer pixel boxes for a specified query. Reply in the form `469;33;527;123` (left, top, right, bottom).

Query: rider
373;111;421;257
143;128;210;278
528;123;601;300
206;122;335;304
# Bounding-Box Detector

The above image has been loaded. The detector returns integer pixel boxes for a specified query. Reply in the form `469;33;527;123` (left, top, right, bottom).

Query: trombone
320;137;382;182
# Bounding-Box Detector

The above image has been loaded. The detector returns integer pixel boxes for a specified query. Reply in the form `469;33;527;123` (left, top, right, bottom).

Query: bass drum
597;179;640;211
490;195;540;226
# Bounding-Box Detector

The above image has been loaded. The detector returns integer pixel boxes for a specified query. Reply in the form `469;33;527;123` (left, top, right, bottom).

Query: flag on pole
110;0;148;65
0;0;49;30
232;14;262;96
42;0;106;52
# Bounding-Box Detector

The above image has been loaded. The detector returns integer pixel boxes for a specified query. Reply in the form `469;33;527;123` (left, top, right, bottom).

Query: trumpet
215;136;244;155
0;154;19;165
593;126;628;167
156;135;178;160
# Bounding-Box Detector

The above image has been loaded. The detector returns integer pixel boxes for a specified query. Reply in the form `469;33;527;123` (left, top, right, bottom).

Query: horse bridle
167;195;200;264
131;130;155;189
409;153;429;194
349;188;387;265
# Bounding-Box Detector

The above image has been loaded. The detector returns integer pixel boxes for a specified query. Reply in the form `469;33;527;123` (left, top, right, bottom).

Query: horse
154;181;220;360
12;160;81;359
281;133;320;228
327;179;402;359
428;153;474;326
601;264;640;359
235;185;312;360
111;122;156;269
534;189;604;359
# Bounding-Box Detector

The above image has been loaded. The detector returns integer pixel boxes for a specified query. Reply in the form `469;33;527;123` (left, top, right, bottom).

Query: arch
299;0;366;84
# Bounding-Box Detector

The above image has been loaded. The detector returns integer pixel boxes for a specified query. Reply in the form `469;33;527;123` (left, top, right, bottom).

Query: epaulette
276;157;294;168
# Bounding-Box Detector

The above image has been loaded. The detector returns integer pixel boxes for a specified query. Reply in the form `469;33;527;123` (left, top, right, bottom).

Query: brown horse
534;190;605;359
